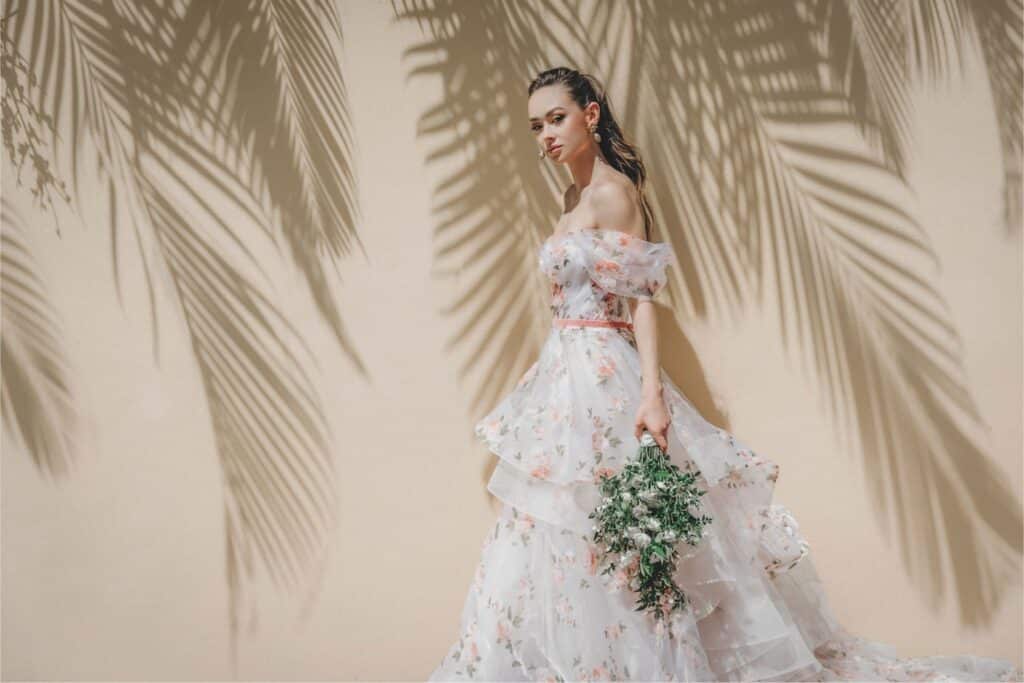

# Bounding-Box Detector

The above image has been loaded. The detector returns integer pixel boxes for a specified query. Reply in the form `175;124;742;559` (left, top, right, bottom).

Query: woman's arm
590;183;672;451
629;297;671;451
630;299;662;396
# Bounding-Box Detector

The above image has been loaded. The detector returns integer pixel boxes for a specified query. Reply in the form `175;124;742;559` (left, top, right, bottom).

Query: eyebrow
529;107;565;123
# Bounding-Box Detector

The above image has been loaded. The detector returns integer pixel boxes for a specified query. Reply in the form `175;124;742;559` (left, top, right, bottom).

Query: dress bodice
538;228;675;322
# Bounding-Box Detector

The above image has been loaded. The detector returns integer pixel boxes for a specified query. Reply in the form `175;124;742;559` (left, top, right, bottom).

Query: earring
538;148;546;159
590;124;601;143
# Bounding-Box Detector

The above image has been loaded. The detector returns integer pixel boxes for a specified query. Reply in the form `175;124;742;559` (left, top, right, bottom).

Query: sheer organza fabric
430;228;1021;682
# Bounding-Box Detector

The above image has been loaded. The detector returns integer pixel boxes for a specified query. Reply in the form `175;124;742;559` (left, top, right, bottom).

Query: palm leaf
819;0;914;179
647;0;1020;622
392;0;594;415
0;198;79;479
170;0;365;364
3;0;353;662
956;0;1023;231
819;0;1022;231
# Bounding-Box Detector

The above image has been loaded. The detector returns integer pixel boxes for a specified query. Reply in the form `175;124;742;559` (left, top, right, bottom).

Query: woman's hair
528;67;654;240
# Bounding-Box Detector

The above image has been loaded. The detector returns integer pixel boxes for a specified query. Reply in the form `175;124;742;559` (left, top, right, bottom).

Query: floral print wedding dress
429;228;1021;682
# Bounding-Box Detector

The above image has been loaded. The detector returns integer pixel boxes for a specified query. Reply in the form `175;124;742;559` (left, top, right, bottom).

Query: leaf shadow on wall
1;0;366;668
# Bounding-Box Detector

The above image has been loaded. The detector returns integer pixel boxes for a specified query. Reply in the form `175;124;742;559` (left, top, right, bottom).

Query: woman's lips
549;145;562;154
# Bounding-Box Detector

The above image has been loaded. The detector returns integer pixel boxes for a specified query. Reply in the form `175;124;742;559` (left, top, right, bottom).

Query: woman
428;67;1021;682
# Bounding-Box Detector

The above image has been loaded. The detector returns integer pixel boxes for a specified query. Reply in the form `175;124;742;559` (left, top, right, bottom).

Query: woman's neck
568;147;610;191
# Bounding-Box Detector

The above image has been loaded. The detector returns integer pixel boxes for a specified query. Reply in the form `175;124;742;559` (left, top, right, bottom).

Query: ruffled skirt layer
430;327;1021;682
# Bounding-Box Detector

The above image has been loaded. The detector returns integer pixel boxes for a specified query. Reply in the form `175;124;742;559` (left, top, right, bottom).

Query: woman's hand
634;387;671;452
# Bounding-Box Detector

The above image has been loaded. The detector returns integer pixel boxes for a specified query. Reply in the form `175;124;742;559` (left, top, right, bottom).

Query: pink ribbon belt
553;318;634;330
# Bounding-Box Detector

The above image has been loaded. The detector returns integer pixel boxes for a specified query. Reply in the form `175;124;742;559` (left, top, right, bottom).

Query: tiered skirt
430;326;1021;682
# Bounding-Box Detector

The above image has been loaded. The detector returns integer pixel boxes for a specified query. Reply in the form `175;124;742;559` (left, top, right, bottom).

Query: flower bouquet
589;431;713;622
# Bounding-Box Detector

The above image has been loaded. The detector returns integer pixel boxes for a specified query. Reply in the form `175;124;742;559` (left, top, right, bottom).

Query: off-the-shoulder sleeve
573;229;675;301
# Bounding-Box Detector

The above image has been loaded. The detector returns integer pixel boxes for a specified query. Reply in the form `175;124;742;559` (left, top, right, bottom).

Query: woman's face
528;84;596;163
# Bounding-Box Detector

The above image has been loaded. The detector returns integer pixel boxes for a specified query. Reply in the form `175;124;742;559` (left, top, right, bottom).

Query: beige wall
2;1;1020;680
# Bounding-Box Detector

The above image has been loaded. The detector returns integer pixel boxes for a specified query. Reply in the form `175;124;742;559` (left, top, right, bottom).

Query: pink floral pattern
431;228;1023;682
539;229;674;322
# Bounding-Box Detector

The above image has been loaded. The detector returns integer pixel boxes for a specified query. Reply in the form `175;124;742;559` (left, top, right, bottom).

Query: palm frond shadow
955;0;1023;232
3;0;363;662
0;198;80;479
393;0;594;419
811;0;1022;232
394;0;1021;625
173;0;366;362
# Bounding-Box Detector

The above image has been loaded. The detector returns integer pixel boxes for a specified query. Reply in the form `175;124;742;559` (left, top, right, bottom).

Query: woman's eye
531;115;563;132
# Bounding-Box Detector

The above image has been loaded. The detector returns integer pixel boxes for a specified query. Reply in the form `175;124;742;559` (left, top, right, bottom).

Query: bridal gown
428;228;1022;682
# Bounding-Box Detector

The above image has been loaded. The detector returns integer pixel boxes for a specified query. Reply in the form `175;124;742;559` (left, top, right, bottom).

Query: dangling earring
538;148;546;159
590;123;601;143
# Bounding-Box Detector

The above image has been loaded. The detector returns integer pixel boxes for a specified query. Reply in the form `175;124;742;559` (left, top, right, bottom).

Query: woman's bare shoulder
587;179;643;237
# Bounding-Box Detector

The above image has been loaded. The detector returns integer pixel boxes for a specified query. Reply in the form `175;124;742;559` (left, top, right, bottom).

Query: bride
428;66;1021;682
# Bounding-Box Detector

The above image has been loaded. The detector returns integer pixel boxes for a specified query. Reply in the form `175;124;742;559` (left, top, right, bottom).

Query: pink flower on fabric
594;259;622;273
596;356;616;379
496;619;511;642
593;466;616;483
587;544;602;575
480;418;503;441
551;284;565;306
514;514;535;533
616;234;632;246
529;450;551;479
